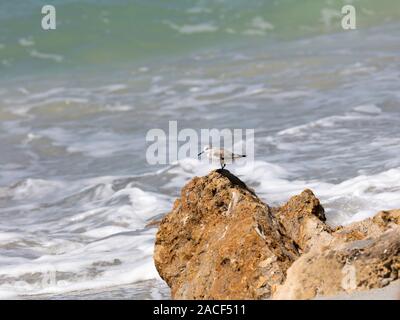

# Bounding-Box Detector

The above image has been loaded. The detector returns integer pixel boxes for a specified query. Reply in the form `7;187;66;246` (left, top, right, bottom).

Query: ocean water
0;0;400;299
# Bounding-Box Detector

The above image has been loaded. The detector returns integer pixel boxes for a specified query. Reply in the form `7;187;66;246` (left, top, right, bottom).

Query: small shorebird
197;145;246;169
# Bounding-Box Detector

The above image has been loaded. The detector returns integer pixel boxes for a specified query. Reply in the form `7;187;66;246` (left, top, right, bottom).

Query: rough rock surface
273;227;399;299
273;209;400;299
154;170;299;299
273;189;333;253
154;170;400;300
334;210;400;241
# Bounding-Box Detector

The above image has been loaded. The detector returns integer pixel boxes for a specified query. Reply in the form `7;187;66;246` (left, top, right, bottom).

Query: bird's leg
220;157;226;170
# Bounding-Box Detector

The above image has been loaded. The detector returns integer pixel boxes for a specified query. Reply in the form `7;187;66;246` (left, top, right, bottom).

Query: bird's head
198;145;211;158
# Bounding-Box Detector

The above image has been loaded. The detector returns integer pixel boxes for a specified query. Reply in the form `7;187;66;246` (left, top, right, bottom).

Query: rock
273;227;400;299
274;189;333;253
154;170;400;300
334;210;400;241
273;209;400;299
154;169;299;299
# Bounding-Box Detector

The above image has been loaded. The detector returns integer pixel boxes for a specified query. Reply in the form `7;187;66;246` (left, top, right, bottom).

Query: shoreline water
1;1;400;299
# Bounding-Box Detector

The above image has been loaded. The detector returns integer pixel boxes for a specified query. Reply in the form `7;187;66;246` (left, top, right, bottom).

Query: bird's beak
197;151;204;159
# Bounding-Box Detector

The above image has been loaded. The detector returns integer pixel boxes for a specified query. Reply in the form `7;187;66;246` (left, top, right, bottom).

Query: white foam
353;104;382;114
340;64;376;76
0;174;171;298
10;178;65;201
97;84;127;93
0;232;21;242
29;50;64;63
0;230;159;298
23;132;41;144
243;29;266;36
239;161;400;225
17;87;30;95
186;7;212;14
277;116;339;136
256;89;312;101
82;226;128;238
8;88;65;103
38;127;132;158
277;111;368;137
251;16;274;31
165;21;218;34
104;104;133;112
18;37;35;47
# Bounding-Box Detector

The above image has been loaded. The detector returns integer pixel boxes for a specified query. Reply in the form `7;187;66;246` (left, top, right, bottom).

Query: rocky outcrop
273;210;400;299
154;170;400;300
273;227;399;299
154;170;300;299
273;189;333;253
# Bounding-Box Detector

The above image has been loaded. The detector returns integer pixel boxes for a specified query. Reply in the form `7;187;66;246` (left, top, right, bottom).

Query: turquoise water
0;1;400;299
1;0;399;78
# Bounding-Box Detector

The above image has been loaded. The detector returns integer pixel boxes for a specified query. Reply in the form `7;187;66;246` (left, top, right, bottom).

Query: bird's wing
221;149;233;159
214;148;225;159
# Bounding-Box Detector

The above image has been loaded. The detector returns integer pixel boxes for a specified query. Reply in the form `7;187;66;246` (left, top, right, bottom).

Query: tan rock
274;189;333;253
334;210;400;241
154;170;299;299
273;199;400;300
273;227;400;299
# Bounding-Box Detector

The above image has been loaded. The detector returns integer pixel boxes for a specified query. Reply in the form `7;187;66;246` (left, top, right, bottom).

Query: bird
197;145;246;169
